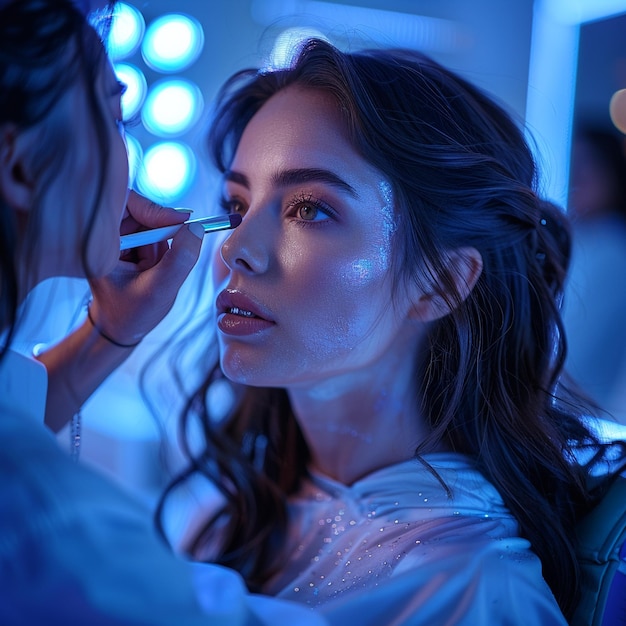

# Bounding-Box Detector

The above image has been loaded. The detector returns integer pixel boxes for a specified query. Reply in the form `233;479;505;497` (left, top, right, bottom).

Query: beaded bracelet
86;305;141;348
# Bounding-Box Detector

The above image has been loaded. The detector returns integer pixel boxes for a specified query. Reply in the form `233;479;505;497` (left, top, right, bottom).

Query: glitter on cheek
339;182;397;287
379;180;396;225
343;259;373;284
375;180;397;274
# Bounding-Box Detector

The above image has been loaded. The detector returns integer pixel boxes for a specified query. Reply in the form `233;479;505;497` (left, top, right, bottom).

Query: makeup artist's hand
88;190;204;346
39;191;204;433
33;1;207;434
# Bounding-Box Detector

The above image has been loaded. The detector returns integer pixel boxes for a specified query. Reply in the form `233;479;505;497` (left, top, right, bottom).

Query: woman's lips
216;289;275;336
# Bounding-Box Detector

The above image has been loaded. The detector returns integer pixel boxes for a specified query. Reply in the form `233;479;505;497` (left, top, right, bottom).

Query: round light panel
142;13;204;73
114;63;147;120
141;78;203;137
108;2;145;60
135;141;196;203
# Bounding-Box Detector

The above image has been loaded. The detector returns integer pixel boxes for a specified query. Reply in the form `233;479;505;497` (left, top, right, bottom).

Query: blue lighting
141;79;203;137
141;14;205;73
526;0;626;206
135;141;196;203
251;0;463;54
268;27;329;70
545;0;626;24
114;63;147;120
107;2;145;60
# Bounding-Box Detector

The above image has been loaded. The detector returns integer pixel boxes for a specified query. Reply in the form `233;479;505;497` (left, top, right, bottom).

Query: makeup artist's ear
410;247;483;322
0;124;35;212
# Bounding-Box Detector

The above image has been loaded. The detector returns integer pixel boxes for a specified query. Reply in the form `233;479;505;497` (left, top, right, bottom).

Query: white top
0;349;325;626
264;454;567;625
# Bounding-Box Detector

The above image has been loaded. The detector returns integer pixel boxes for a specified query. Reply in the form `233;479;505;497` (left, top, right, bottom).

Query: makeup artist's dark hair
0;0;113;358
156;38;626;618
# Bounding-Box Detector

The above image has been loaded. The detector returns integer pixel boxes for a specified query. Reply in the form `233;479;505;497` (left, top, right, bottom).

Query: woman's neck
288;343;436;485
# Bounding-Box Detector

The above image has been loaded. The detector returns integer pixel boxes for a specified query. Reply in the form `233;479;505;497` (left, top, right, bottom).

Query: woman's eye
295;200;332;222
220;196;247;215
298;203;321;221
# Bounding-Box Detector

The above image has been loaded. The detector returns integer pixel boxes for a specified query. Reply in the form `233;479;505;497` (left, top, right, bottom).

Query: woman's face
31;51;128;281
211;85;425;389
85;57;130;275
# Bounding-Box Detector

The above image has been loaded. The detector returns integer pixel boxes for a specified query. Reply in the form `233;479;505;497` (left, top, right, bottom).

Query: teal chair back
571;474;626;625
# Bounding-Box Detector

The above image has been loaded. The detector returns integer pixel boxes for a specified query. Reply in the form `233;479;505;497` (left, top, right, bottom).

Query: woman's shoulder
319;532;567;625
302;453;510;521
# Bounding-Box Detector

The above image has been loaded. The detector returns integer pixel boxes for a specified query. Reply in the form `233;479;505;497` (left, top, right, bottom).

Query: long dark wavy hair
157;38;626;618
0;0;113;358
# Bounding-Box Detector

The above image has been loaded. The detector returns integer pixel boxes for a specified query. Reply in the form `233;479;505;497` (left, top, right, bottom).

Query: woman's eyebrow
224;167;359;199
224;170;250;187
273;168;359;198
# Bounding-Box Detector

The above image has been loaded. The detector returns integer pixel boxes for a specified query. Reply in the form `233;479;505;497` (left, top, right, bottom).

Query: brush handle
120;214;242;251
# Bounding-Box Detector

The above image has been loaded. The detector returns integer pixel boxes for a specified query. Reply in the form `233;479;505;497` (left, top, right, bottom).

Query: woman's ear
0;124;35;212
410;247;483;322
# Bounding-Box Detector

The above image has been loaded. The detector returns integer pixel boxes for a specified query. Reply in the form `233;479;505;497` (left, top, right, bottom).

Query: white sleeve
0;428;328;626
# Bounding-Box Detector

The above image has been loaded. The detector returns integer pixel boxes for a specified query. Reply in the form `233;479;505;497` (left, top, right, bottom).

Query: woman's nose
219;208;271;275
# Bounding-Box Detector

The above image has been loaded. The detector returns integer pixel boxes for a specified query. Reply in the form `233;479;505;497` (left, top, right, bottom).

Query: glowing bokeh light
114;63;147;120
107;2;145;60
610;89;626;135
141;79;203;137
142;14;204;72
135;141;196;203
